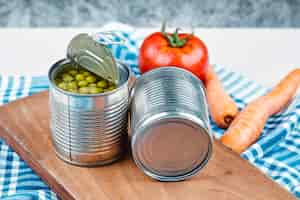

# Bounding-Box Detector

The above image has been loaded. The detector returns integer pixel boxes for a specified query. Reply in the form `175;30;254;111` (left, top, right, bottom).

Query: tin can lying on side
130;67;213;181
48;59;133;166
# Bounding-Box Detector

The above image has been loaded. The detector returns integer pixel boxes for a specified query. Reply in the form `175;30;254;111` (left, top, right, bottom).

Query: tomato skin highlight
139;32;209;81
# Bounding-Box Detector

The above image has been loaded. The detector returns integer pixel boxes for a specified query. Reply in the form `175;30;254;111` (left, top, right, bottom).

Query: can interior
49;59;130;96
132;117;212;181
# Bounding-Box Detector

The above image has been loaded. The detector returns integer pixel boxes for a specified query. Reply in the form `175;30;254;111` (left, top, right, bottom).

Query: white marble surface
0;23;300;87
0;0;299;27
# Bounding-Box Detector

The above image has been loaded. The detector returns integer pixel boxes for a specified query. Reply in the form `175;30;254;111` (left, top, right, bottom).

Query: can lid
67;33;119;84
132;116;212;181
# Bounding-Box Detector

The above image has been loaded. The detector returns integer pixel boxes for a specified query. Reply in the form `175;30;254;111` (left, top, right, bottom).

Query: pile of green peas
54;66;117;94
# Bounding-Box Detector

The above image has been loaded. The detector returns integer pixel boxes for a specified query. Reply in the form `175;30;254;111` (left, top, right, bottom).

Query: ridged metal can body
48;59;133;166
131;67;213;181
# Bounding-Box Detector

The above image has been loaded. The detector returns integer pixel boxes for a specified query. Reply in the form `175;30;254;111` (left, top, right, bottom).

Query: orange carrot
221;69;300;153
205;65;239;128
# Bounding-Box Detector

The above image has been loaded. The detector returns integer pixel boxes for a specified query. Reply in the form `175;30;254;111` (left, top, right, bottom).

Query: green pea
89;83;97;87
58;82;67;90
83;71;91;77
108;85;116;91
103;88;111;93
75;74;85;81
86;75;97;83
68;69;78;76
67;88;78;93
79;87;90;94
97;80;108;88
89;87;103;94
62;73;73;82
67;81;77;90
78;80;88;87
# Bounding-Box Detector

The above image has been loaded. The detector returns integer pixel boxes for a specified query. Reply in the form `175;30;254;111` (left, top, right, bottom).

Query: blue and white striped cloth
0;76;57;199
0;32;299;199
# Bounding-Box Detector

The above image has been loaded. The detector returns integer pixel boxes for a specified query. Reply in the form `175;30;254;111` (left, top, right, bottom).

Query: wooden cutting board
0;91;295;200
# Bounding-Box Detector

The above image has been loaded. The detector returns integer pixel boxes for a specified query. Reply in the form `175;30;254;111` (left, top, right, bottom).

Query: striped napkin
0;32;299;199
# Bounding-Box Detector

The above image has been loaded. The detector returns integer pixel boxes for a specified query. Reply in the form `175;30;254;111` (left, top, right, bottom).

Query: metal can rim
48;58;133;97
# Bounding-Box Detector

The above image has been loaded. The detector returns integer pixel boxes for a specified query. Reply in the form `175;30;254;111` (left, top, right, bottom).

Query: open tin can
48;34;134;166
130;67;213;181
49;33;213;180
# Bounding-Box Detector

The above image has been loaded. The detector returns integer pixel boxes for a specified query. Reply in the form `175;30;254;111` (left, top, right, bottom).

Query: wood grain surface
0;91;295;200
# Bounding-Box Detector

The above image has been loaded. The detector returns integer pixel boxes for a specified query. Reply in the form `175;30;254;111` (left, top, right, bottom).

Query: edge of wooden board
0;91;295;200
0;91;75;200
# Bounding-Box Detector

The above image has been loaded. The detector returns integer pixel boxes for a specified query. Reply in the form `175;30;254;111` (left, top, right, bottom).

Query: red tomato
139;31;209;81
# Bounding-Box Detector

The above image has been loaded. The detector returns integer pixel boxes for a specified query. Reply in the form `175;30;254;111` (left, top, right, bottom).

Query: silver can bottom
131;113;213;182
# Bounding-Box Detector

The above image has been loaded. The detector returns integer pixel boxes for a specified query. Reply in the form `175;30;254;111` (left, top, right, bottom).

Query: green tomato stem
161;22;191;48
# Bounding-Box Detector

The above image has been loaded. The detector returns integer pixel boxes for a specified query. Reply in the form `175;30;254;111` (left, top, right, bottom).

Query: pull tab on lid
67;33;119;84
